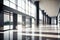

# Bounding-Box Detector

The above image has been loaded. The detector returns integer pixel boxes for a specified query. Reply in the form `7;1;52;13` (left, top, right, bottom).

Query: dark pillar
0;12;4;27
34;1;39;26
13;32;17;40
49;17;51;25
48;16;50;25
13;13;17;29
46;15;48;24
0;0;4;29
44;12;46;24
30;18;32;28
44;14;45;24
47;15;49;24
56;17;58;25
0;33;4;40
45;15;47;24
22;16;26;26
42;10;44;25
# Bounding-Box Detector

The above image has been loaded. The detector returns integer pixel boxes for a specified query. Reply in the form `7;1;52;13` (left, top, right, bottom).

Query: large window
4;12;10;30
17;14;22;30
3;0;36;18
31;4;36;17
39;10;43;20
51;18;56;25
10;0;16;4
10;3;16;9
39;10;43;24
4;11;13;30
3;0;9;6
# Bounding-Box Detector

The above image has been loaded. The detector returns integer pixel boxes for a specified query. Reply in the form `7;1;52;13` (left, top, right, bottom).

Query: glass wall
22;16;26;27
4;12;10;30
3;0;36;18
17;14;22;30
4;11;13;30
51;18;56;25
9;13;13;29
26;17;30;28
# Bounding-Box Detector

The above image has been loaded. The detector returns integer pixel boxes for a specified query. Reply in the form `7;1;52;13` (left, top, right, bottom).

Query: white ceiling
31;0;60;17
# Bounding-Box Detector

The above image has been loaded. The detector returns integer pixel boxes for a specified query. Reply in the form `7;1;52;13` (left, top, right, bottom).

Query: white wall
39;0;60;17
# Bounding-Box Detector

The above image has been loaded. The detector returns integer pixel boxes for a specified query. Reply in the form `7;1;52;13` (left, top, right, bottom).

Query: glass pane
10;3;16;9
26;11;29;15
22;16;26;27
32;18;35;40
26;17;30;28
10;0;16;4
4;12;10;30
17;14;22;31
26;2;29;15
4;31;9;40
18;0;22;7
21;9;25;13
10;13;13;29
3;0;9;6
29;2;31;15
17;14;22;40
26;17;31;33
21;0;26;10
39;10;43;20
26;4;29;12
18;7;21;12
31;4;36;17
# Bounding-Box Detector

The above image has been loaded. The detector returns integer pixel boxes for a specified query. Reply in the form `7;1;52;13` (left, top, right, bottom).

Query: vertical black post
13;13;17;29
0;12;4;27
46;15;48;24
30;18;32;28
44;12;46;24
48;16;50;24
47;15;48;24
0;0;4;28
56;17;58;25
42;10;44;25
22;16;26;26
49;17;51;25
0;0;4;40
13;32;17;40
44;13;45;24
34;1;39;26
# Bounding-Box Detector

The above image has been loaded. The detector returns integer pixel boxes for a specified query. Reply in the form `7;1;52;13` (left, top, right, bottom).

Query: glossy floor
0;25;60;40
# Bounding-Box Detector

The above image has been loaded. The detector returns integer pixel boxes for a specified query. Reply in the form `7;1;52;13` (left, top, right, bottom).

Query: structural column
56;17;58;25
22;16;26;26
47;15;49;24
42;10;44;25
30;18;32;28
46;15;48;24
0;0;4;28
13;13;17;29
0;12;4;27
34;1;39;26
49;17;51;25
44;12;46;24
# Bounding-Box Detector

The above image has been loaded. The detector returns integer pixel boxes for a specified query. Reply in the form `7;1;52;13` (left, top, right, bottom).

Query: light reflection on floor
0;25;59;40
3;30;40;40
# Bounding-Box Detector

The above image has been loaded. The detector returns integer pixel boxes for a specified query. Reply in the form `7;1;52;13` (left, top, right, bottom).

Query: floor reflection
0;30;58;40
0;30;39;40
0;25;59;40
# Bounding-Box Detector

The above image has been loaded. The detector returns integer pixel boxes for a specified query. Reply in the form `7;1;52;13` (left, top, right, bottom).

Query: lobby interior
0;0;60;40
